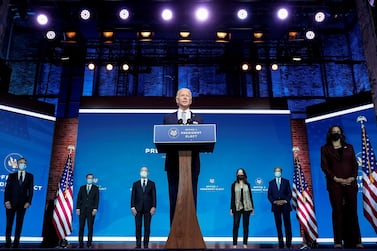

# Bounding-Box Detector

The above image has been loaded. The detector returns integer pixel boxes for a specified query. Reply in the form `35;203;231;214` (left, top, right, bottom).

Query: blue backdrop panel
73;110;299;239
306;105;377;239
0;108;55;238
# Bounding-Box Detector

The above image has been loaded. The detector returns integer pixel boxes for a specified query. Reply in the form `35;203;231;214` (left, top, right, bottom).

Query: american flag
52;152;74;240
292;152;318;242
359;117;377;233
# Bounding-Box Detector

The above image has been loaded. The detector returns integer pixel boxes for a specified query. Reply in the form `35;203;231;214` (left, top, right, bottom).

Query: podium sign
153;124;216;153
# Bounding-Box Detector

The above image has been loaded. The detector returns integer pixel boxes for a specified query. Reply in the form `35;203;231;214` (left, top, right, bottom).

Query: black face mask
331;133;341;141
237;175;245;180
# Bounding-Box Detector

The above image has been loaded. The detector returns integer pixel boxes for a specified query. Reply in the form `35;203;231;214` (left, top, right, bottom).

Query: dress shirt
276;178;281;189
178;108;191;122
18;171;25;182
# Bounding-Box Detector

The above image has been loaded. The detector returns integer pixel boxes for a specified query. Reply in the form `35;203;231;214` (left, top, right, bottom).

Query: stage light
253;32;264;43
292;57;302;61
88;63;96;70
314;11;326;23
305;30;315;40
237;9;248;20
138;31;153;41
36;14;48;25
80;9;91;20
255;64;262;71
46;30;56;40
119;8;130;20
277;8;289;20
122;63;130;71
106;63;113;71
216;31;231;43
271;64;279;71
63;31;77;43
161;9;173;21
101;31;114;44
241;63;249;71
179;31;191;42
195;7;209;22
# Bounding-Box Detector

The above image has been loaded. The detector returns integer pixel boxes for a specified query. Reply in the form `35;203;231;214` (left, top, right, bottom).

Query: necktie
87;185;90;194
182;111;187;124
19;172;23;185
277;178;281;190
142;180;146;192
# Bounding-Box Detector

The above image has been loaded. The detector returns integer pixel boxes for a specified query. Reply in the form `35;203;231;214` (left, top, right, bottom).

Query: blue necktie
277;178;281;190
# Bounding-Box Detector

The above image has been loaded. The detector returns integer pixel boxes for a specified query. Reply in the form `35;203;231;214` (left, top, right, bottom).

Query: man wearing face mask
4;157;34;248
267;167;292;249
321;125;362;249
76;173;99;248
131;167;156;249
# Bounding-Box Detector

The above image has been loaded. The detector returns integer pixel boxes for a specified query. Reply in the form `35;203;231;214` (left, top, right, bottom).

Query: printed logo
199;177;225;191
251;177;268;193
168;128;179;138
4;153;23;173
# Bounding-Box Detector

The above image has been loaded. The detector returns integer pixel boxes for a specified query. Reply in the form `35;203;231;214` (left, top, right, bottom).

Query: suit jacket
76;184;99;213
163;111;203;173
267;177;292;212
4;171;34;207
321;143;358;188
230;181;254;212
131;179;156;212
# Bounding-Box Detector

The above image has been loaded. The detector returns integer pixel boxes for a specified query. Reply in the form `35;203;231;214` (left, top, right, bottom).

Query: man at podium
163;88;203;224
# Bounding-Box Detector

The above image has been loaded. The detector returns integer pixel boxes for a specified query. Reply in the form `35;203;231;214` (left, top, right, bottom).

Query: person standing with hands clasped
268;167;292;249
76;174;99;248
131;167;156;249
4;157;34;248
321;125;362;249
230;168;254;249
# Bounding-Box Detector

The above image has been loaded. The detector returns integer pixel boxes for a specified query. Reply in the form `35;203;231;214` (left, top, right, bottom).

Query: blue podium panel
154;124;216;153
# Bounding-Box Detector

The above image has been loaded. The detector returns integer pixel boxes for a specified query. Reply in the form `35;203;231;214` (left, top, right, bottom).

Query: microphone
186;119;193;125
177;119;183;124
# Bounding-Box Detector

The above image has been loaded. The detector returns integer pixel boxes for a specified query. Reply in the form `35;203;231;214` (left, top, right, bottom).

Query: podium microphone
177;119;183;124
186;119;193;125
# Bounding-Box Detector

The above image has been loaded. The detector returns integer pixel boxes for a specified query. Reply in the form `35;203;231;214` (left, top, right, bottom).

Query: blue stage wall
0;106;55;239
306;104;377;240
72;109;300;241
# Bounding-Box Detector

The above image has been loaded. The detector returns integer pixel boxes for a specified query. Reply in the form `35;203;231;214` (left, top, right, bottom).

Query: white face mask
140;171;148;178
274;171;282;178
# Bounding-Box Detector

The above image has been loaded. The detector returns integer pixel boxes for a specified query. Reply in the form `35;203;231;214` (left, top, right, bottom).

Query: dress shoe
78;243;84;248
334;244;342;249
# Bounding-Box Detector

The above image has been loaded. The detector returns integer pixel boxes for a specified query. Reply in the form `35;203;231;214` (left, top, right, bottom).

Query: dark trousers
135;211;152;248
78;212;95;246
273;209;292;248
5;206;26;247
232;210;251;245
167;168;199;224
328;184;361;247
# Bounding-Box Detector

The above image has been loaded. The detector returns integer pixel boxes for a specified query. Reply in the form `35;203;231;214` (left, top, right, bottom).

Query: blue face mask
87;179;93;184
274;172;282;178
18;163;27;170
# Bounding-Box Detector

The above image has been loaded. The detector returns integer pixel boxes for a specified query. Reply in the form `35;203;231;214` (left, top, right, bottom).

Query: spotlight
277;8;289;20
305;30;315;40
36;14;48;25
80;9;91;20
314;11;326;23
292;57;302;61
179;31;191;42
63;31;77;43
106;63;113;71
255;64;262;71
253;32;264;43
46;30;56;40
161;9;173;21
271;64;279;71
237;9;248;20
88;63;96;70
101;31;114;44
216;31;231;43
195;7;209;22
241;63;250;71
138;31;153;41
119;8;130;20
122;63;130;71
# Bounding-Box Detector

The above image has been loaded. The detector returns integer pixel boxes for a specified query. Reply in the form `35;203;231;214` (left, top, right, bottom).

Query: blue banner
73;110;298;241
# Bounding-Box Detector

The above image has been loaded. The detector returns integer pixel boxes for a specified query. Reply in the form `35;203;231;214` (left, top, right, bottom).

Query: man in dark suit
4;157;34;248
163;87;203;224
131;167;156;249
268;167;292;249
76;173;99;248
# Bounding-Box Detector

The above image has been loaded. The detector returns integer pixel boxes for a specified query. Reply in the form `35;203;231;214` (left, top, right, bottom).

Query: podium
154;124;216;249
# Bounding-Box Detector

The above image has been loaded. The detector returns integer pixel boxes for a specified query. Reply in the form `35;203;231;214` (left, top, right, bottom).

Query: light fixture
305;30;316;40
271;64;279;71
106;63;113;71
277;8;289;20
195;7;209;22
46;30;56;40
288;31;298;39
237;9;248;20
255;64;262;71
216;31;231;43
36;14;49;25
253;32;264;43
119;8;130;20
138;31;153;41
80;9;91;20
179;31;191;42
314;11;326;23
292;57;302;61
88;63;96;70
161;9;173;21
63;31;77;43
241;63;250;71
101;31;114;44
122;63;130;71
